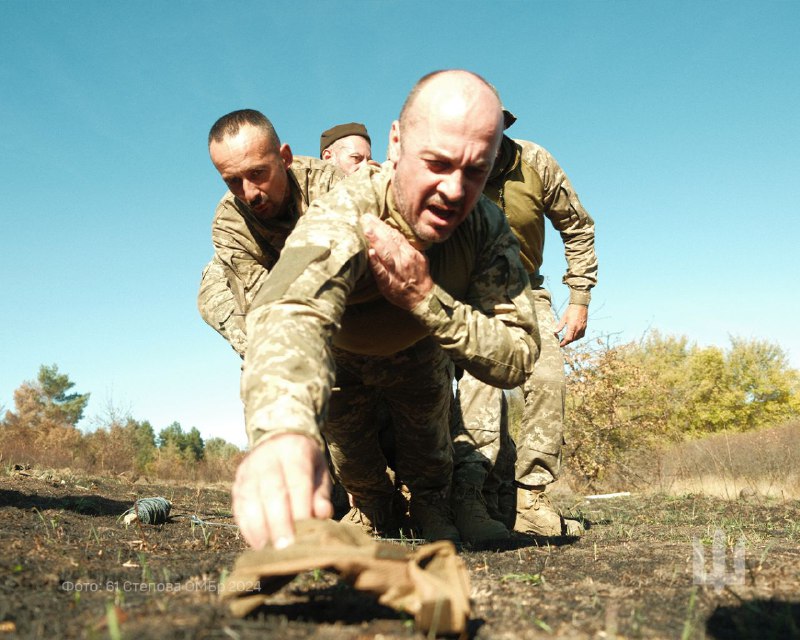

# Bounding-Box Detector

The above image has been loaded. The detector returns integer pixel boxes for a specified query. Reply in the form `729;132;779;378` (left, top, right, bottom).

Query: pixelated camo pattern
242;163;539;447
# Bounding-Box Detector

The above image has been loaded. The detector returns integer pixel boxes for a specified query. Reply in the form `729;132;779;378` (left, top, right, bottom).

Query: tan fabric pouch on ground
220;519;471;635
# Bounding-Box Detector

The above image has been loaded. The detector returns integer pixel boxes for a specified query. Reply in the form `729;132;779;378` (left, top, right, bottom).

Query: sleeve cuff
569;289;592;306
250;428;325;451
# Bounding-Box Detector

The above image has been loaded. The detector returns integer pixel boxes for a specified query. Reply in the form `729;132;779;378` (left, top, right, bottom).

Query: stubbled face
389;96;501;244
209;123;293;219
323;135;372;175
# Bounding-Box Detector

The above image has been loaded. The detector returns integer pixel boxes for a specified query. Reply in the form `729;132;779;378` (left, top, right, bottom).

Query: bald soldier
233;69;540;549
197;110;343;357
320;122;373;175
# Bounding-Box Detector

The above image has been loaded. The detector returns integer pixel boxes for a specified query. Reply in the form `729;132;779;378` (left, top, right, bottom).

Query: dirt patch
1;469;799;638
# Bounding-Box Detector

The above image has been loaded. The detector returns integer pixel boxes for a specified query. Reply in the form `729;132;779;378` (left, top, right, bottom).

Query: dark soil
1;468;799;639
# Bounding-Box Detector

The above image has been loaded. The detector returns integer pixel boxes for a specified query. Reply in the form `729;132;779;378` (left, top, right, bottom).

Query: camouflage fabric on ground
220;518;471;635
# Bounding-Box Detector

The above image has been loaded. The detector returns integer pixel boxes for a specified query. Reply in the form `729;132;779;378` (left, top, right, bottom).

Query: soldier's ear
280;143;293;168
387;120;401;164
321;147;333;162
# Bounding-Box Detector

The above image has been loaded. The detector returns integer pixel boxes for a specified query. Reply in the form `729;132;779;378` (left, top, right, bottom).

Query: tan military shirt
198;157;343;354
484;136;598;306
242;163;539;447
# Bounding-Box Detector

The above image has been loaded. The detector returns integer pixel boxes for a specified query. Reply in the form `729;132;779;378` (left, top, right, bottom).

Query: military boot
341;495;399;538
482;468;517;531
409;490;461;544
452;463;510;547
515;485;584;537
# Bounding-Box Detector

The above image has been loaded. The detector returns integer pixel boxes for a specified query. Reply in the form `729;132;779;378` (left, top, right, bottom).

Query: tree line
3;331;799;484
559;331;800;484
0;364;243;481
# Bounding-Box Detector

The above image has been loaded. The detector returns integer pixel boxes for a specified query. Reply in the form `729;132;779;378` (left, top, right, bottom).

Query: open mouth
428;204;456;223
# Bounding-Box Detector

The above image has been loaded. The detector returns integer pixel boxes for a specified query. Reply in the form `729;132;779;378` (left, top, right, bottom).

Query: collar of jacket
487;135;519;184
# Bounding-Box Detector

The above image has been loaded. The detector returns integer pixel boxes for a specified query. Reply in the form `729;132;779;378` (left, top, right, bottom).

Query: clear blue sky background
2;1;798;448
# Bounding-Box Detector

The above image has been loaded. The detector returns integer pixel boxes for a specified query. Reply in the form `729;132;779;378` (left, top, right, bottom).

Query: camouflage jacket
198;157;343;355
484;136;598;306
242;163;539;447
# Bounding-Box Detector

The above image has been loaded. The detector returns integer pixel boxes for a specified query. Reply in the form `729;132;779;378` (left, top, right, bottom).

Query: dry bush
0;422;84;469
200;450;245;483
145;443;242;484
562;336;674;488
1;417;241;484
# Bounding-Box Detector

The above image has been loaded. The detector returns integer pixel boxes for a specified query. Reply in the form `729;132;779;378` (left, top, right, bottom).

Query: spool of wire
122;497;172;525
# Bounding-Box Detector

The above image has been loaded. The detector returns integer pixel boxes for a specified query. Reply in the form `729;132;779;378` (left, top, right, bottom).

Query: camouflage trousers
323;337;454;505
451;287;565;488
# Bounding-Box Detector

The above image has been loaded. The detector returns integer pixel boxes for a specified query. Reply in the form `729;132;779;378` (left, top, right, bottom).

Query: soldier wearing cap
320;122;373;175
450;108;598;543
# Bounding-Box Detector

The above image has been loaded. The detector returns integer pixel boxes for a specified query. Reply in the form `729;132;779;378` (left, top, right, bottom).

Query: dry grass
0;423;243;484
655;421;800;500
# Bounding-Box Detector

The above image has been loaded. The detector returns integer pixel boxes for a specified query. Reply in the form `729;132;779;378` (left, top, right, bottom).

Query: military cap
320;122;371;157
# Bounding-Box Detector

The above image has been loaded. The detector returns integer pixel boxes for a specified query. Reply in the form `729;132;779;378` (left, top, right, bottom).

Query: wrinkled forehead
336;134;371;154
403;110;500;164
212;132;281;173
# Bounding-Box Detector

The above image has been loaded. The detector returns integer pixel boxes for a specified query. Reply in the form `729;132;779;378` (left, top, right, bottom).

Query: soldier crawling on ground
231;69;540;549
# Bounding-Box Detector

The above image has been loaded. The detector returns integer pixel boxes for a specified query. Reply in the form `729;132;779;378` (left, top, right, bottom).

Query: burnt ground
1;468;799;639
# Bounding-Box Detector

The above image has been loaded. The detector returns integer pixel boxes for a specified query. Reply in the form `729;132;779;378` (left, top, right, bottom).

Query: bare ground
1;468;799;639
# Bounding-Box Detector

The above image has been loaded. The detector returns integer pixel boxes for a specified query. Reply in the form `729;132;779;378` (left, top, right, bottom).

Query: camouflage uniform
197;156;342;357
452;135;597;493
241;162;539;510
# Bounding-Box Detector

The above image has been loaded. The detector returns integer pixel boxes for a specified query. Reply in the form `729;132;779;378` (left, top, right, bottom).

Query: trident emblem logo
692;528;745;592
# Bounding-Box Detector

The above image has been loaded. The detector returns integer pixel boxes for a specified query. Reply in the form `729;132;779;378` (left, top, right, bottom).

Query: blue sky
2;1;798;447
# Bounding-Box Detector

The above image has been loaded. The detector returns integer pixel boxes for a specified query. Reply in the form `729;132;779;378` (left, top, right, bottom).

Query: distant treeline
0;364;243;481
4;331;799;486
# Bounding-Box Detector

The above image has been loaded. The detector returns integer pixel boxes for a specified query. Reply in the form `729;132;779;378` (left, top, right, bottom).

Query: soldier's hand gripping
232;433;333;549
360;213;433;310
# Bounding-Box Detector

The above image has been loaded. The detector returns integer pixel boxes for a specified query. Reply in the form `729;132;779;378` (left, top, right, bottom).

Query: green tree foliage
205;437;241;459
157;422;205;461
631;332;800;434
2;364;90;430
128;418;157;470
563;332;800;485
38;364;90;425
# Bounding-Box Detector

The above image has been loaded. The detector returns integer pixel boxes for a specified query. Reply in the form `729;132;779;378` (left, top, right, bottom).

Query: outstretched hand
360;213;433;310
232;433;332;549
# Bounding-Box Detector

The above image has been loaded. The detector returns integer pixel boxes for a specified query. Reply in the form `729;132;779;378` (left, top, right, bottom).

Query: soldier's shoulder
323;162;388;204
513;139;562;173
212;191;244;224
290;156;344;183
513;138;547;160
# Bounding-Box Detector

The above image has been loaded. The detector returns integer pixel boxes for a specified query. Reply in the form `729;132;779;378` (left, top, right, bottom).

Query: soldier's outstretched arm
232;433;332;548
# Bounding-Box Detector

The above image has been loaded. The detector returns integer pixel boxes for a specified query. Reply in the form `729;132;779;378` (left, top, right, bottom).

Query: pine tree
2;364;90;429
